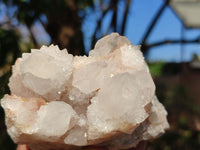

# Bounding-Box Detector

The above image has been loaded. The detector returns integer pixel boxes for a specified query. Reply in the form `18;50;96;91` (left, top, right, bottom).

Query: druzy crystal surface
1;33;169;150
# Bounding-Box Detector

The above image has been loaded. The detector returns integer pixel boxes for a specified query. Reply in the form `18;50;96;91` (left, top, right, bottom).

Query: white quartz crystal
1;33;169;150
33;101;77;141
20;45;73;100
143;96;169;139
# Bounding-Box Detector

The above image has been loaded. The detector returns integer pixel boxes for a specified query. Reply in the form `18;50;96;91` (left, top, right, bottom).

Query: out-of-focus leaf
148;62;166;77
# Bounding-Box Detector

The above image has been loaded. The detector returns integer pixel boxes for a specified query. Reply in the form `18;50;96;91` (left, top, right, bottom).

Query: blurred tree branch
91;2;112;49
147;37;200;48
1;0;95;55
1;0;200;60
28;26;39;48
91;0;130;48
111;0;118;32
141;0;170;54
121;0;131;35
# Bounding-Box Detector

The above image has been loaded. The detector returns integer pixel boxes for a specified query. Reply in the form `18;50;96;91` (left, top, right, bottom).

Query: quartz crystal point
1;33;169;150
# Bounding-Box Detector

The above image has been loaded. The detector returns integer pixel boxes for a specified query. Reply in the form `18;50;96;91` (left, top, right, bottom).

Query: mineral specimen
1;33;169;150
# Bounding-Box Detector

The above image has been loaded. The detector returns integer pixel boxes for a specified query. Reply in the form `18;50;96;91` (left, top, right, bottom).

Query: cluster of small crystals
1;33;169;150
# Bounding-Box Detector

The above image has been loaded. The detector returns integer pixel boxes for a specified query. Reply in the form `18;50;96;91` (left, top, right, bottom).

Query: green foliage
0;28;20;67
148;62;166;77
3;0;94;26
148;62;182;77
76;0;94;10
0;30;15;150
162;63;181;75
150;78;200;149
148;129;200;150
3;0;60;26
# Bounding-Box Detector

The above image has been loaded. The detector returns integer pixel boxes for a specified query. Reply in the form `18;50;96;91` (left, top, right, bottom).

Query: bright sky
82;0;200;62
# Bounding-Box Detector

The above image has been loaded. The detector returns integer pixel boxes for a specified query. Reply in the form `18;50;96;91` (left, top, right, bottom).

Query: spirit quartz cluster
1;33;169;150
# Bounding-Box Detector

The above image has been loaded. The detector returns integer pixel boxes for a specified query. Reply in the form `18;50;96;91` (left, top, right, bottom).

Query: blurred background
0;0;200;149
